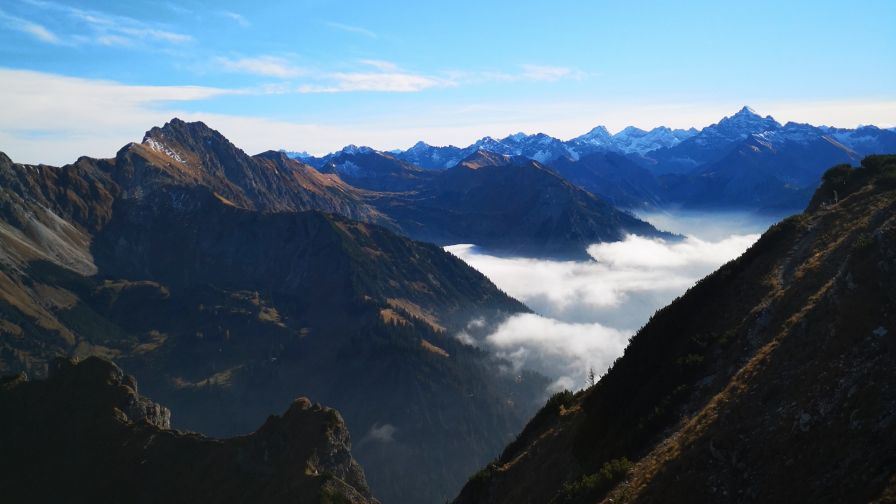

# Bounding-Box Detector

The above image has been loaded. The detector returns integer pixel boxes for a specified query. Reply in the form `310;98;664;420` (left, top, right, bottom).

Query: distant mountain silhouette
293;106;896;212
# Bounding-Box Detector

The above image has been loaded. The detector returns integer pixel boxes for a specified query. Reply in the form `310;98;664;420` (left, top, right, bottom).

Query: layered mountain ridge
0;120;551;504
289;107;896;212
369;151;673;258
288;142;671;258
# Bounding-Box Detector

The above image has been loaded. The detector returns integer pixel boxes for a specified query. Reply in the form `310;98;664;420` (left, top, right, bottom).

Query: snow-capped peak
407;140;432;152
279;149;312;160
339;144;375;155
610;125;697;155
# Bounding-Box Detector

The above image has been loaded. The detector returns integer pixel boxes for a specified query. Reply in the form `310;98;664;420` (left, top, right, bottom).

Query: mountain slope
453;155;896;504
107;119;387;223
0;356;378;504
548;151;665;209
319;147;434;191
0;122;549;504
371;151;672;259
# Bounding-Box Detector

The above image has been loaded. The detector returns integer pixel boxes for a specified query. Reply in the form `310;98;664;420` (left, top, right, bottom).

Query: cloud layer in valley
446;217;775;390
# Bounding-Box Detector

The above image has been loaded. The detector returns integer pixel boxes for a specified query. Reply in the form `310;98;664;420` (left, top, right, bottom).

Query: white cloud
324;21;377;38
359;423;397;445
1;68;893;166
217;56;305;78
486;313;631;381
0;68;237;164
443;64;586;86
448;234;758;319
0;8;60;44
18;0;191;47
446;227;767;389
358;59;400;72
298;60;447;93
520;64;583;82
220;11;250;27
303;72;443;93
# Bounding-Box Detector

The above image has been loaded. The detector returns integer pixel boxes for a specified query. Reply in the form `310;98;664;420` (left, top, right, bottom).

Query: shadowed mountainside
0;120;549;504
453;155;896;504
0;356;378;504
370;151;673;259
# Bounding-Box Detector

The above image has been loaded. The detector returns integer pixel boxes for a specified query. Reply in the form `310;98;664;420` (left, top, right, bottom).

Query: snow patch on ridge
143;137;186;164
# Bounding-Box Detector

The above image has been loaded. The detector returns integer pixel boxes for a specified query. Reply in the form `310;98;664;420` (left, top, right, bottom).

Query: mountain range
288;106;896;212
2;113;894;504
0;120;561;504
283;136;673;259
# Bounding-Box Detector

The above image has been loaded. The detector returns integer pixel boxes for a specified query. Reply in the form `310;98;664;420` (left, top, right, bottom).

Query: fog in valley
446;211;790;391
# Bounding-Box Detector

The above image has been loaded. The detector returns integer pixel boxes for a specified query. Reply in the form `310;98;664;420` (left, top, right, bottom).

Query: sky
1;0;895;164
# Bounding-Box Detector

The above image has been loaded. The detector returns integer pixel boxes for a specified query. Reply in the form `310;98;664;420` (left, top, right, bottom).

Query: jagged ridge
0;356;378;503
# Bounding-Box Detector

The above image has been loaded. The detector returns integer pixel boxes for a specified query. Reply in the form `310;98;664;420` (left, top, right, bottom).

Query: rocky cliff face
0;356;377;503
453;155;896;504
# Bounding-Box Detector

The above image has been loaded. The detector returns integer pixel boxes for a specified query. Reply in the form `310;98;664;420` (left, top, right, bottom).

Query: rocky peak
570;125;614;148
457;149;516;170
252;397;372;493
735;104;758;116
0;356;378;503
47;356;171;429
140;118;247;166
408;140;432;152
711;105;782;137
254;149;296;165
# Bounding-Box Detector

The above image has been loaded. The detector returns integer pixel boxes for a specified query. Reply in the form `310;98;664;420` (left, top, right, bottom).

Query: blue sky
1;0;894;163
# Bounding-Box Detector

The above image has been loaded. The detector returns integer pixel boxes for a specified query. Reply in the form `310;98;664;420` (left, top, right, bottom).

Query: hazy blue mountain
548;151;666;209
318;147;435;191
283;107;896;213
370;150;674;259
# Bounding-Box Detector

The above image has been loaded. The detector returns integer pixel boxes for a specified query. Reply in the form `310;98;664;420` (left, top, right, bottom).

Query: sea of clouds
445;211;786;391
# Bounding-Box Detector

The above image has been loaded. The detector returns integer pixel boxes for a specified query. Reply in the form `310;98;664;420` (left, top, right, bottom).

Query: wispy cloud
298;60;447;93
4;68;894;168
0;8;60;44
520;64;584;82
444;64;586;85
217;56;304;78
220;11;250;27
19;0;191;47
324;21;377;38
358;59;399;71
0;68;238;164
